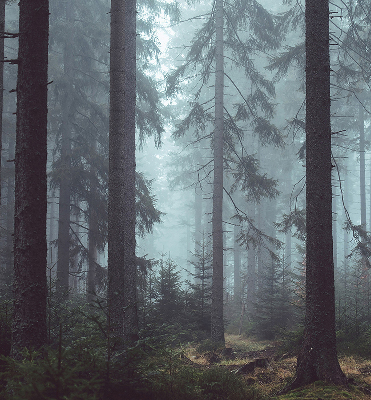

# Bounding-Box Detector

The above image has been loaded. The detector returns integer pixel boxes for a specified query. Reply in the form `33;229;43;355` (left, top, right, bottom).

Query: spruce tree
108;0;138;344
11;0;49;356
284;0;347;389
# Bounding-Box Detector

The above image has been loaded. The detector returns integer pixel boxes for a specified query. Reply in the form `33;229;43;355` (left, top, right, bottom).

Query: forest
1;0;371;398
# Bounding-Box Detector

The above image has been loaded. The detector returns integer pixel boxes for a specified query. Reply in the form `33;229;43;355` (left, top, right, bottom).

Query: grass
179;335;371;399
225;334;273;352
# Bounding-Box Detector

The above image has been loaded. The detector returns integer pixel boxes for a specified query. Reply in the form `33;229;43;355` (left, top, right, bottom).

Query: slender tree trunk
359;103;366;231
87;141;98;303
247;202;256;318
108;0;138;344
284;0;347;389
233;223;241;306
211;0;225;344
11;0;49;356
333;183;337;271
194;181;202;283
87;206;98;303
56;0;73;299
48;189;57;272
284;163;292;274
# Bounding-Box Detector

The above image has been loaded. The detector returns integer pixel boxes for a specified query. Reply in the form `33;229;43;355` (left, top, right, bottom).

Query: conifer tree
284;0;347;389
108;0;138;344
167;0;282;345
11;0;49;356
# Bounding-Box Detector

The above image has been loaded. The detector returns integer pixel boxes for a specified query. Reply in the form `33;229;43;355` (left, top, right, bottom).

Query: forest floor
180;334;371;399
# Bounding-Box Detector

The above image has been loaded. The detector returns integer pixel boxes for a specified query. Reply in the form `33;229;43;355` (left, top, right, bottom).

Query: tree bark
108;0;138;345
11;0;49;356
233;223;241;306
211;0;225;344
0;0;5;209
284;0;347;389
5;134;14;291
56;0;73;300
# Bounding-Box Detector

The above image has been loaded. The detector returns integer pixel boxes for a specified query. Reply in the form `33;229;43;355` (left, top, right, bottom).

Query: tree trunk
4;134;14;292
285;0;347;389
359;103;366;231
0;0;5;208
108;0;138;345
194;180;202;283
56;0;73;300
87;205;98;303
247;202;256;318
211;0;225;344
333;183;337;271
11;0;49;356
87;141;98;303
233;223;241;306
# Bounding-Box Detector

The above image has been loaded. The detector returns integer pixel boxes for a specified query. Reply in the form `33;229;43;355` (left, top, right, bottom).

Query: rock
235;358;270;375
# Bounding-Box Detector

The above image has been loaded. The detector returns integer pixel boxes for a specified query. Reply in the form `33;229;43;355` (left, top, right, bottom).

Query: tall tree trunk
108;0;138;344
284;163;292;274
87;141;98;303
4;134;14;292
194;181;202;283
56;0;73;299
233;223;241;307
211;0;225;344
11;0;49;356
247;202;256;318
0;0;5;209
333;183;337;271
359;103;366;231
285;0;347;389
87;205;98;303
48;189;57;273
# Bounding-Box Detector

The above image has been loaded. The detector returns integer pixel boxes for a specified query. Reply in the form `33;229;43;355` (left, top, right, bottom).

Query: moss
274;381;366;400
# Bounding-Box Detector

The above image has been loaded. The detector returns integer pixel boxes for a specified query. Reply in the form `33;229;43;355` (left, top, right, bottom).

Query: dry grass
178;336;371;399
225;333;273;352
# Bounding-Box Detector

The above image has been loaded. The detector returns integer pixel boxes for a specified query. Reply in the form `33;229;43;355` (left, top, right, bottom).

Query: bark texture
108;0;138;344
211;0;225;344
0;0;5;208
285;0;347;389
11;0;49;356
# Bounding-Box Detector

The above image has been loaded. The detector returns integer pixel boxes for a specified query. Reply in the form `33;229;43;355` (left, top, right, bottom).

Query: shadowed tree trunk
87;140;98;303
211;0;225;344
108;0;138;345
0;0;5;209
4;134;14;291
11;0;49;356
233;223;241;307
284;0;347;390
87;203;98;303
